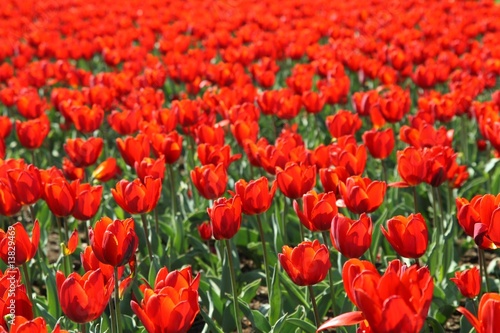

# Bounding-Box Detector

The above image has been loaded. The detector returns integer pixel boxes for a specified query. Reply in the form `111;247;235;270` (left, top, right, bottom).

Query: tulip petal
316;311;365;332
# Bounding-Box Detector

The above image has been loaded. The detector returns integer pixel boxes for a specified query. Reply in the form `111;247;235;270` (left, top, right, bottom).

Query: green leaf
39;262;61;319
426;317;445;333
286;318;317;333
240;278;262;304
238;299;272;333
200;308;223;333
269;264;281;325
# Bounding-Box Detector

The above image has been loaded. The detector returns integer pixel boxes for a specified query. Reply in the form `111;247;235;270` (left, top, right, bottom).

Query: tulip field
2;0;500;332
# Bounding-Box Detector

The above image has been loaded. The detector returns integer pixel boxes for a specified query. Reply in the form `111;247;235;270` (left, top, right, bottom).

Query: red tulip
15;114;50;149
450;267;481;299
89;217;138;267
197;221;212;241
92;158;122;182
458;293;500;333
150;131;183;164
293;191;338;232
381;213;429;259
0;220;39;266
233;177;277;215
7;164;42;206
394;147;426;187
207;195;242;240
111;176;162;215
362;128;395;159
0;116;12;139
276;162;316;199
72;182;103;220
61;158;85;181
190;164;228;200
319;167;349;195
81;246;123;282
64;137;103;167
56;269;114;323
70;105;104;133
331;213;372;258
278;240;331;286
338;176;386;214
0;275;33;331
325;110;362;139
116;134;150;167
134;156;166;182
43;177;75;217
0;316;68;333
197;144;241;170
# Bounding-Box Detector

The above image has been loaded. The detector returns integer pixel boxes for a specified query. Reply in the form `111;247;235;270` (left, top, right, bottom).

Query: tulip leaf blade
269;263;281;325
38;261;61;319
238;298;272;333
199;307;223;333
286;318;317;333
240;278;262;304
426;316;445;333
278;270;308;307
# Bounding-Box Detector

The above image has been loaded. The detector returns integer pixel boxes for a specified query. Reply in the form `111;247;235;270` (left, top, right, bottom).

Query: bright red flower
0;316;68;333
233;177;277;215
276;162;316;199
72;182;103;220
294;191;338;232
458;293;500;333
190;163;228;200
325;110;362;139
450;267;481;299
0;280;33;331
381;213;429;259
56;269;114;324
92;158;122;182
197;144;241;170
89;217;138;267
7;164;42;206
15;114;50;149
319;167;349;195
108;109;142;135
207;195;242;240
331;213;372;258
116;134;151;167
339;176;386;214
197;221;212;241
64;137;103;167
150;131;183;164
278;240;331;286
134;156;166;182
81;246;123;282
131;267;200;333
70;105;104;133
394;147;426;187
362;128;395;159
302;91;325;114
329;140;367;176
0;116;12;139
111;176;162;215
231;120;259;147
61;158;85;181
0;220;39;266
43;177;75;217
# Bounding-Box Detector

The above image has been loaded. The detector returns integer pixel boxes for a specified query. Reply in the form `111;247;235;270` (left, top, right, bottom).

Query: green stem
322;231;336;317
31;149;36;166
140;214;154;262
479;248;490;294
308;285;321;327
461;116;469;162
114;267;123;333
109;294;117;333
225;239;242;333
433;187;444;237
21;263;34;307
281;197;288;245
29;205;37;224
256;214;271;288
81;324;87;333
381;159;388;183
168;164;183;253
412;186;418;213
154;207;159;235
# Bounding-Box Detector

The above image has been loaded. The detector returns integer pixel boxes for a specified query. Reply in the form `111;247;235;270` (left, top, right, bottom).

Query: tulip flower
338;176;386;214
81;246;123;282
64;137;103;167
116;134;150;167
92;157;122;182
451;267;481;299
190;163;228;200
89;217;139;267
0;220;40;266
0;116;11;139
62;230;79;256
131;266;200;333
150;131;183;164
43;177;75;217
70;105;104;133
325;110;362;139
194;123;225;146
458;293;500;333
394;147;426;187
61;158;85;181
319;167;349;195
278;240;331;286
293;191;338;232
381;213;429;259
197;144;241;170
276;162;316;199
108;108;142;135
56;269;114;323
0;270;33;330
318;259;433;332
207;195;242;240
331;213;372;258
0;316;69;333
72;182;103;221
197;221;212;241
233;177;277;215
134;156;166;182
7;164;43;206
231;120;259;146
362;128;395;159
15;114;50;150
111;176;162;215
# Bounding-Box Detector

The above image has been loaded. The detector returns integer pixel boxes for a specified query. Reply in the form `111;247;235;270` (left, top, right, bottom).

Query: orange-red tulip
92;157;122;182
381;213;428;259
278;240;331;286
0;316;68;333
233;177;277;215
7;164;42;206
72;182;103;220
197;144;241;170
0;279;33;331
61;158;85;181
150;131;183;164
134;156;166;182
43;177;75;217
362;128;395;159
70;105;104;133
394;147;426;187
64;137;103;167
293;191;338;232
458;293;500;333
325;110;362;139
276;162;316;199
56;269;114;323
451;267;480;299
15;114;50;149
0;220;39;266
338;176;386;214
81;246;122;282
190;163;228;200
207;195;242;240
331;213;372;258
89;217;138;267
116;134;150;167
319;167;349;196
111;176;162;215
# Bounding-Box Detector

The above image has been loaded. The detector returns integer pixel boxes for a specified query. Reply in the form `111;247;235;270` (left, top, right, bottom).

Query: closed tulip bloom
0;316;68;333
72;182;103;220
207;195;242;240
150;131;183;164
234;177;277;215
56;269;114;324
362;128;395;159
293;191;338;232
89;217;138;267
43;177;75;217
134;156;166;182
458;293;500;333
339;176;386;214
0;220;40;266
64;137;103;167
7;164;43;206
278;240;331;286
0;288;34;331
276;162;316;199
111;176;162;215
92;158;122;182
331;213;372;258
197;144;241;170
0;116;12;139
62;158;85;181
381;213;429;259
70;105;104;133
116;134;150;167
131;268;200;333
319;167;349;195
394;147;426;187
325;110;362;139
197;221;212;241
451;267;480;299
15;114;50;149
190;163;228;200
